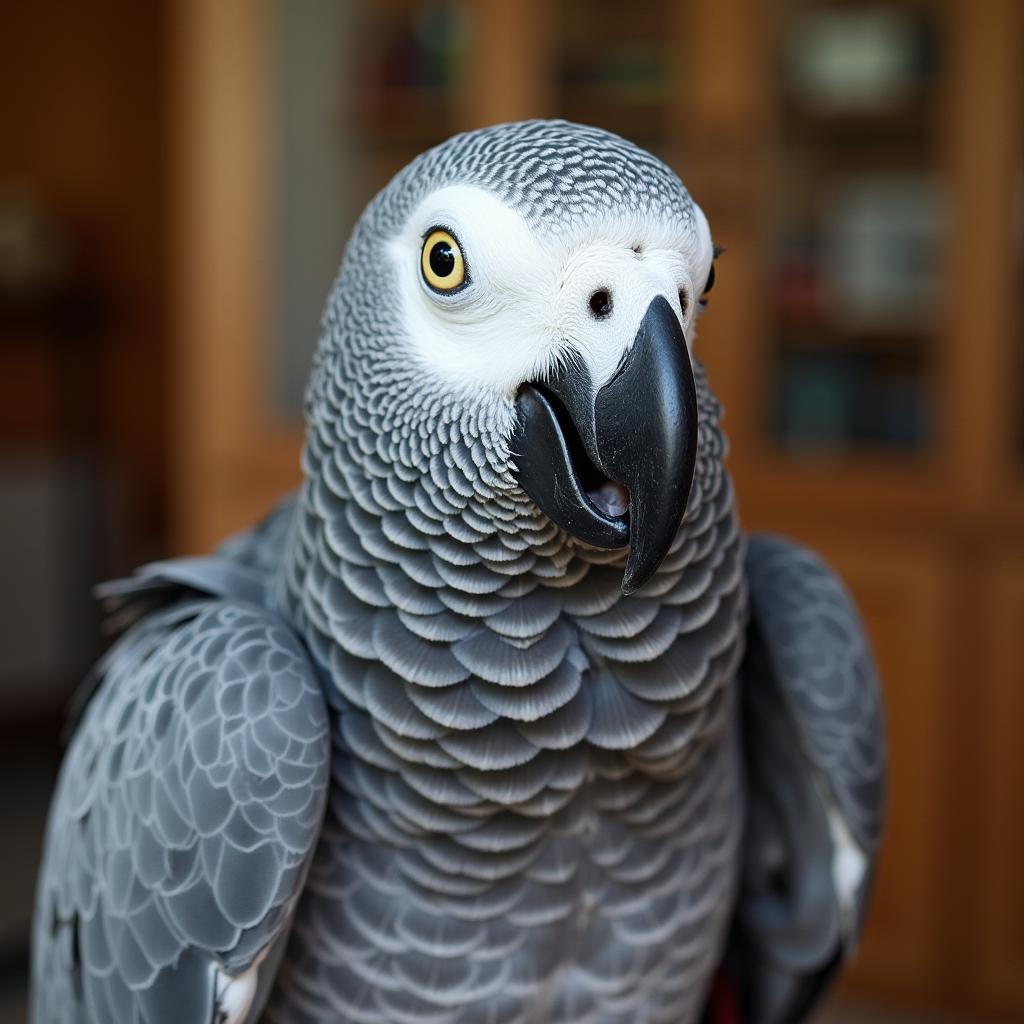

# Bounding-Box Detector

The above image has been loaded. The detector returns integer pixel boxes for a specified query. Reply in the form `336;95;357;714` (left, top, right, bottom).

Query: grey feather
744;535;886;852
32;593;330;1024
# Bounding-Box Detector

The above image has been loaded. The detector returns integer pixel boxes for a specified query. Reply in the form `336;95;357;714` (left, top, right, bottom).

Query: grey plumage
33;588;330;1024
32;120;885;1024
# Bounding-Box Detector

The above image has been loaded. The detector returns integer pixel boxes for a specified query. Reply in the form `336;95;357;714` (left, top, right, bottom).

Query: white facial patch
389;184;716;398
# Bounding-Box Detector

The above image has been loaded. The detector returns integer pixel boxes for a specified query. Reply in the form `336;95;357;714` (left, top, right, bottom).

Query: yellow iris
421;229;466;292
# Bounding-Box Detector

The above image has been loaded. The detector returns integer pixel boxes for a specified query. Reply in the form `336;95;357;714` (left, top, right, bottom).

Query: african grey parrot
32;120;885;1024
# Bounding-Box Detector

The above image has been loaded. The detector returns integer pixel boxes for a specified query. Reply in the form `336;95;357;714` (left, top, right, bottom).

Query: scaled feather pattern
32;121;885;1024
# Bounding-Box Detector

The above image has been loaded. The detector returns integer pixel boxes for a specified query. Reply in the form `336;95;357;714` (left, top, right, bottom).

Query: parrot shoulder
31;589;330;1024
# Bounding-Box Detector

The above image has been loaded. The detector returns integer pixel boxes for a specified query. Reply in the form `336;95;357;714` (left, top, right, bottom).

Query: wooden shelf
775;318;931;353
780;91;936;144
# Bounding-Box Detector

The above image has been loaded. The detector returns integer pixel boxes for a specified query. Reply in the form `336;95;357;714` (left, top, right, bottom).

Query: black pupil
429;241;456;278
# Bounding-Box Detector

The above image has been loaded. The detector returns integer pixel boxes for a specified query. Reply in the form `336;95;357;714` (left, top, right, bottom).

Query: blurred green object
783;4;936;114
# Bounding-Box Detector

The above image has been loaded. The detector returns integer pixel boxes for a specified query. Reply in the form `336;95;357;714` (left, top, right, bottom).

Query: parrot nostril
679;290;689;317
589;290;613;319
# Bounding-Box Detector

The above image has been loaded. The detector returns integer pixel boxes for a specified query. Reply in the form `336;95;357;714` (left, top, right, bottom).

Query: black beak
512;295;698;594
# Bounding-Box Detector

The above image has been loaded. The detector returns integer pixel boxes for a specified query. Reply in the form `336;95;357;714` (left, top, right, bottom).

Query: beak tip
619;564;646;597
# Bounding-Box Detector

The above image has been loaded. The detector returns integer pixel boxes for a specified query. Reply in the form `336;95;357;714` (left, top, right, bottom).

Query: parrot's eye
421;228;467;293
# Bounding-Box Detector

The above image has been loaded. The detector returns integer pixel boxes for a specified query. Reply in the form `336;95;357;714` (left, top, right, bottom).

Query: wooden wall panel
977;563;1024;1014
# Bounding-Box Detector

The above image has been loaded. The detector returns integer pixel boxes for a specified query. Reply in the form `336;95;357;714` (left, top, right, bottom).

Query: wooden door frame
168;0;298;553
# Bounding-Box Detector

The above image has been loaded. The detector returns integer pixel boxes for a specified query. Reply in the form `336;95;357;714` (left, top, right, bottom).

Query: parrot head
307;120;718;594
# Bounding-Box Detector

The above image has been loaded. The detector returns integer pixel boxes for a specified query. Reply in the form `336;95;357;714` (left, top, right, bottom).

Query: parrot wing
717;533;886;1024
31;562;330;1024
64;495;298;735
93;493;297;637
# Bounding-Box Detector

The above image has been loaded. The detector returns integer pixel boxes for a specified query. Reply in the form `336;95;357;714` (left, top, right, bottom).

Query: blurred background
1;0;1021;1020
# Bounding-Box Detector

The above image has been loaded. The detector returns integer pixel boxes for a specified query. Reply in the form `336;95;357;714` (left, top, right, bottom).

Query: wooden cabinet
167;1;1024;1016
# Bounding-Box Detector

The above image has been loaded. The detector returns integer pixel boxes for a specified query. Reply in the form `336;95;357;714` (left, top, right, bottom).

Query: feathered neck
272;358;744;786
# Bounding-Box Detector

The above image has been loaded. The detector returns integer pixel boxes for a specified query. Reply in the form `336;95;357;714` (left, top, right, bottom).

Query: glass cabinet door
767;0;945;458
